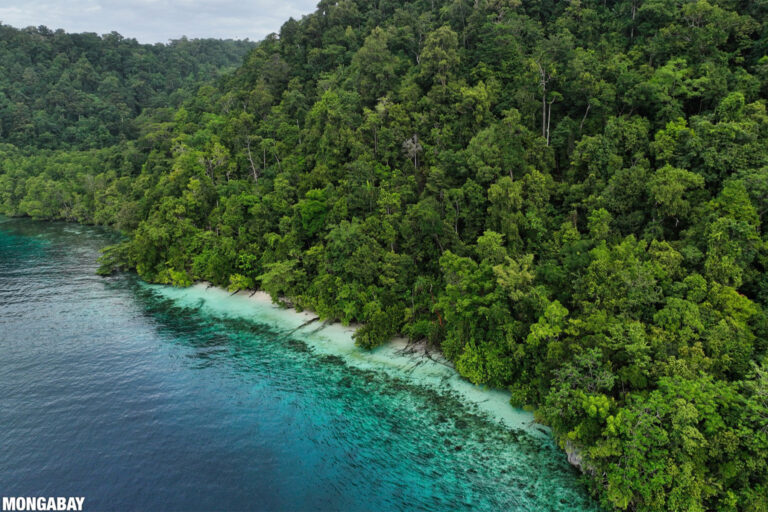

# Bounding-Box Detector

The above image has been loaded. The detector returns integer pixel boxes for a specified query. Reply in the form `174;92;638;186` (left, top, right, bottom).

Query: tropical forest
1;1;768;510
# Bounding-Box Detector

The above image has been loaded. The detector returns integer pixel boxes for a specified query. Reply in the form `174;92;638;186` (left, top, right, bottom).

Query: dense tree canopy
2;2;768;510
0;24;253;149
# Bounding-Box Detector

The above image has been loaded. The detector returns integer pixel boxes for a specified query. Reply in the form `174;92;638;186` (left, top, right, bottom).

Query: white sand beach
152;282;546;437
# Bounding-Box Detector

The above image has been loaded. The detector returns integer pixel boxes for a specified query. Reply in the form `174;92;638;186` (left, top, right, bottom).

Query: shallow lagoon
0;217;600;511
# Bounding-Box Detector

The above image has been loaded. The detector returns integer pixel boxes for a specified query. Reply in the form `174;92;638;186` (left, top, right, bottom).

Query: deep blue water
0;217;600;511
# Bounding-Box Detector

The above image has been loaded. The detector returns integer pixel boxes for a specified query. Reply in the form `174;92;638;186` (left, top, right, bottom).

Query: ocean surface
0;216;600;511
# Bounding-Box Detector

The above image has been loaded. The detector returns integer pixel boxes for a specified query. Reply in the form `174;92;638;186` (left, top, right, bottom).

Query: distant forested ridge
0;24;253;227
3;2;768;510
0;24;253;149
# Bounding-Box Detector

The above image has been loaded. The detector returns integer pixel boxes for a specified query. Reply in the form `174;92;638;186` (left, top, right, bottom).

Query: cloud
0;0;318;43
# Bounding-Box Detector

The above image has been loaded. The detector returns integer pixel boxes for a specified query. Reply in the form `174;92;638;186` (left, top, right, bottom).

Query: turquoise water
0;217;600;511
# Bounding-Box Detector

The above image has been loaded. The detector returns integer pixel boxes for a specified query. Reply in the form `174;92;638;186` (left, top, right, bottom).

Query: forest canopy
0;23;253;149
2;2;768;510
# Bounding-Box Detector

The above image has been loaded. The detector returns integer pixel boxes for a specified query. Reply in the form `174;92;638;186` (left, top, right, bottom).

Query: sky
0;0;319;43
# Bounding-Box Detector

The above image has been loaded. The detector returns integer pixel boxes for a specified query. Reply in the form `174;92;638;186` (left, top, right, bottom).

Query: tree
352;27;400;105
419;26;459;90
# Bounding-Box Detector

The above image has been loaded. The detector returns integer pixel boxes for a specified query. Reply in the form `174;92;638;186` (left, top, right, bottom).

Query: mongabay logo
2;497;84;511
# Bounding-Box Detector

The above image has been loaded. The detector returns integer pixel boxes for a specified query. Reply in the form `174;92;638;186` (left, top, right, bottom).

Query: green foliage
5;2;768;509
0;24;253;150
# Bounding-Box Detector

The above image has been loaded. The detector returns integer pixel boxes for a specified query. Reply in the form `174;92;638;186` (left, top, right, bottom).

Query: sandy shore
153;282;545;436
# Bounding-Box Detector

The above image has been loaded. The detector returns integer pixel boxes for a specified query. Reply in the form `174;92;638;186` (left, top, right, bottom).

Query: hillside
3;1;768;510
0;24;253;149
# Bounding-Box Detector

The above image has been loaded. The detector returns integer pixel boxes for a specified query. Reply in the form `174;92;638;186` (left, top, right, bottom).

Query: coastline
151;282;548;437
